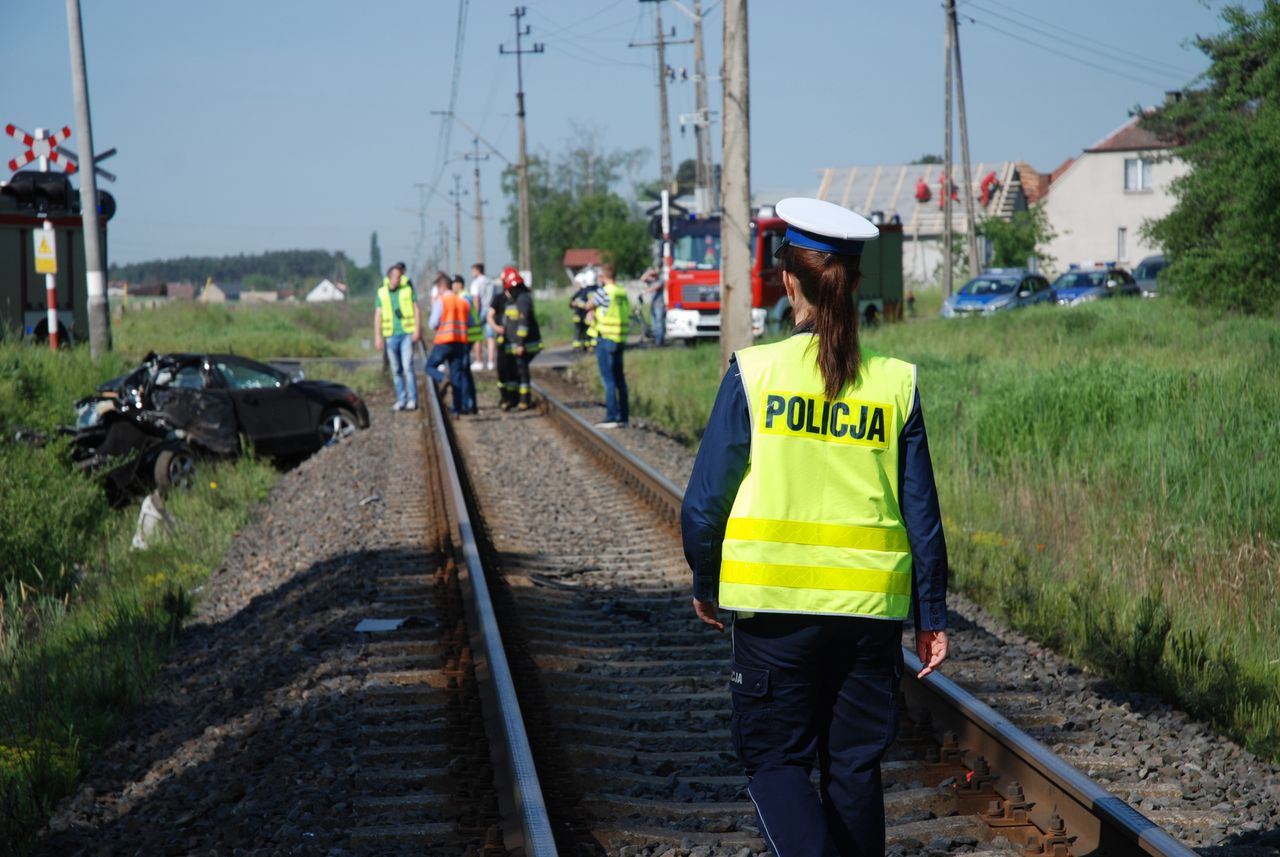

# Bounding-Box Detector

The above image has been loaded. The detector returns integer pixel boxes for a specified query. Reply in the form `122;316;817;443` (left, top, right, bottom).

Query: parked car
70;352;370;505
940;268;1056;317
1133;254;1167;297
1051;266;1141;306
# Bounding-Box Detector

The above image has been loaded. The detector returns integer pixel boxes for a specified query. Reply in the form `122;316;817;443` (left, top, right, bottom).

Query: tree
1141;3;1280;313
369;231;382;277
502;136;652;287
675;158;697;195
912;154;944;164
979;205;1056;269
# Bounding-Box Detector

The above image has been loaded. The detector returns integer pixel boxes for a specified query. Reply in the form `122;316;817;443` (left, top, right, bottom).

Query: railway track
425;379;1205;856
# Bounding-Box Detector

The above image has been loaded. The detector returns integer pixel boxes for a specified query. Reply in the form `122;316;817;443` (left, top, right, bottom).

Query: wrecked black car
70;352;370;505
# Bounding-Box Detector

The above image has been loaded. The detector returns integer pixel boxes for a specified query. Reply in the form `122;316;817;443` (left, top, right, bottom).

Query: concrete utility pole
66;0;109;357
947;0;981;278
449;173;467;275
466;137;489;269
719;0;751;374
499;6;543;274
691;0;713;211
634;1;693;191
943;11;954;298
667;0;714;211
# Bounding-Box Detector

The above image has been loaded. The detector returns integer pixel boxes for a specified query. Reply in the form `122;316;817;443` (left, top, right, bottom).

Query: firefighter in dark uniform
570;268;599;351
681;197;950;857
498;266;542;411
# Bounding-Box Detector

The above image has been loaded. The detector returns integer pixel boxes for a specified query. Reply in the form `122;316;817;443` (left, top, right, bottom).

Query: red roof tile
1085;116;1175;153
562;248;603;267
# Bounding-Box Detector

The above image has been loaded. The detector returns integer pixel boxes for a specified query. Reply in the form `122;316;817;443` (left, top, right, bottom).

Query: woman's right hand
693;598;725;632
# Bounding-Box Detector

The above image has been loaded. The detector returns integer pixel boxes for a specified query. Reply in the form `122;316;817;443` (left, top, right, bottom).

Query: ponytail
779;245;863;401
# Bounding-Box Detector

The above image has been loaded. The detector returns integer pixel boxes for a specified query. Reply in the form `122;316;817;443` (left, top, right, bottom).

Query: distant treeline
108;249;380;294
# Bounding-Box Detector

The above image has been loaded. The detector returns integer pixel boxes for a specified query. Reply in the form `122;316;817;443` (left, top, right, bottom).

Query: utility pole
633;1;692;191
720;0;751;373
943;11;954;298
948;0;981;278
412;183;429;273
668;0;714;211
691;0;712;212
466;137;489;269
499;6;543;275
66;0;109;357
448;173;467;275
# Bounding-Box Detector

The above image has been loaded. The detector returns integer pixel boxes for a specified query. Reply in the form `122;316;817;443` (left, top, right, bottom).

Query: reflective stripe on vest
378;282;417;337
434;292;470;344
596;282;630;342
467;295;485;341
718;334;917;619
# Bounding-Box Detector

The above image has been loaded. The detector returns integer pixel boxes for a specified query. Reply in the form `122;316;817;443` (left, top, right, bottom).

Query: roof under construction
813;161;1028;238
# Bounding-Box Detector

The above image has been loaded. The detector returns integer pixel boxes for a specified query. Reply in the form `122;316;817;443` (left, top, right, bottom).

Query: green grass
614;299;1280;760
0;342;277;852
114;300;374;360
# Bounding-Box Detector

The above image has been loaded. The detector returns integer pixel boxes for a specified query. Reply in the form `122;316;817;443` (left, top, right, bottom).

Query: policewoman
681;198;949;857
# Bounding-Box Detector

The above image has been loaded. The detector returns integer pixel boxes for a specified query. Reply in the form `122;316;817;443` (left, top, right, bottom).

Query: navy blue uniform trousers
730;612;903;857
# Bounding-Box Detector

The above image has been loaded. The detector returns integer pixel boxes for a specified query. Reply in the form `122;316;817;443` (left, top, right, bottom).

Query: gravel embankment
38;393;482;856
536;363;1280;855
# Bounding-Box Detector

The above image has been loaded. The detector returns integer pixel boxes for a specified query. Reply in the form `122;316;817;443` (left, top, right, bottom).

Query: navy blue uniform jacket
681;346;949;631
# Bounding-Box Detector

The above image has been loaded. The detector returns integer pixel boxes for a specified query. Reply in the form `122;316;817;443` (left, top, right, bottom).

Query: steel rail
424;387;559;856
532;381;684;525
531;378;1196;857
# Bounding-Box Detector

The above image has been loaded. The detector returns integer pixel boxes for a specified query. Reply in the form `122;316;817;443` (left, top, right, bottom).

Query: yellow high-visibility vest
719;333;916;619
595;282;630;343
467;294;485;342
377;281;417;337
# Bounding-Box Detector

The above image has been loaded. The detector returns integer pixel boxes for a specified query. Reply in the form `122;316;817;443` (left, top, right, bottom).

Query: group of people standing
373;261;542;415
374;256;640;429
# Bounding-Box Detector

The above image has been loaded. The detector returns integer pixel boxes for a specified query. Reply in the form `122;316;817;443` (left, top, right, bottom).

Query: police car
939;268;1056;317
1051;263;1142;306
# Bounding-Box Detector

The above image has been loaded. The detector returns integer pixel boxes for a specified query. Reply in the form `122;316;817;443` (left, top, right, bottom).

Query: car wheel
319;407;358;447
154;448;196;496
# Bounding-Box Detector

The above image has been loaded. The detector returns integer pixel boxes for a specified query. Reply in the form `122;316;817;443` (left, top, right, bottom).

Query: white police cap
776;197;879;257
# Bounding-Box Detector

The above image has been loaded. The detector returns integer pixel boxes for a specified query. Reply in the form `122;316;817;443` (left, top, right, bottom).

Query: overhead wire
965;0;1199;79
960;12;1174;90
964;1;1198;82
419;0;469;268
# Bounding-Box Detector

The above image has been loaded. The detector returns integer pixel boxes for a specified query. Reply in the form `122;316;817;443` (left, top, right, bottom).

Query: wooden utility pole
720;0;751;374
500;6;542;274
633;1;692;191
66;0;109;356
943;12;954;298
466;137;489;269
948;0;981;278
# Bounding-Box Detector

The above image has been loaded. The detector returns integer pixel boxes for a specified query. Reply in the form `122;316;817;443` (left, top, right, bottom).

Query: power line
421;0;471;273
962;13;1173;90
967;0;1198;79
528;0;630;39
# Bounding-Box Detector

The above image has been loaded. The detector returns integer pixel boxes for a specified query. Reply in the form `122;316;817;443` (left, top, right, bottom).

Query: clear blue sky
3;0;1243;272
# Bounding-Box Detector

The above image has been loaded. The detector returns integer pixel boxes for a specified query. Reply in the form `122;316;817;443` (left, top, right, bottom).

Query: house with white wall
1043;115;1186;273
305;279;347;302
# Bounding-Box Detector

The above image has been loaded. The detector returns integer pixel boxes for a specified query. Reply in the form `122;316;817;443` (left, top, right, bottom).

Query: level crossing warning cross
4;123;77;174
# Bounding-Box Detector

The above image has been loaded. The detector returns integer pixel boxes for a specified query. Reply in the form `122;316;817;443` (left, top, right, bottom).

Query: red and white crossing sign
5;123;77;174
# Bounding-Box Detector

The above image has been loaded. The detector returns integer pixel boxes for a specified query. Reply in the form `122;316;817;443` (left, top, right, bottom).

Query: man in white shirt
468;263;498;370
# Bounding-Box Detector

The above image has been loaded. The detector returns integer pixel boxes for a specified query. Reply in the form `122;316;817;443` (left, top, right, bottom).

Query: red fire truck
661;209;904;343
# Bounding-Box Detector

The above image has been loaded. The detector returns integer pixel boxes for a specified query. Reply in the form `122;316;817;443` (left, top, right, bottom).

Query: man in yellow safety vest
587;262;630;428
374;262;421;411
